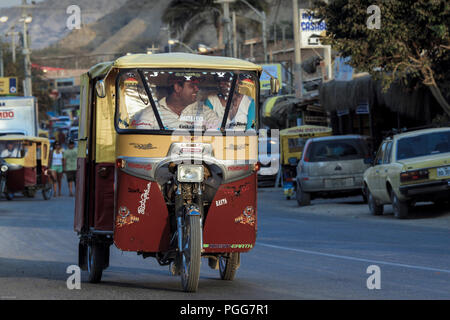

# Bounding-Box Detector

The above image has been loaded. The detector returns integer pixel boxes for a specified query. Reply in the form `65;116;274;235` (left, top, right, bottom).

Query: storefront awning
319;75;436;120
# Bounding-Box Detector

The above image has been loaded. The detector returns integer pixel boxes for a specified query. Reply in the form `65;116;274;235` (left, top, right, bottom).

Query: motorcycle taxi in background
0;135;52;200
74;53;279;292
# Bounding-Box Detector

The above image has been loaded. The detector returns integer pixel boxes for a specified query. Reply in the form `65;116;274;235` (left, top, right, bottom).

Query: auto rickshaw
74;53;277;292
0;135;52;200
280;125;332;199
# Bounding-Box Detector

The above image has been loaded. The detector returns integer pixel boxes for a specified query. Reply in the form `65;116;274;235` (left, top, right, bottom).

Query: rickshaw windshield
116;69;257;132
0;140;23;158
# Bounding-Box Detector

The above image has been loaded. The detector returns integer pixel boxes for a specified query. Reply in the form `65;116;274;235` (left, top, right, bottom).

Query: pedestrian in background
49;142;64;197
63;140;78;197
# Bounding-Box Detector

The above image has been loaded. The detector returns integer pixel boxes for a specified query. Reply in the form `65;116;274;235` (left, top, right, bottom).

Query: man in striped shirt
134;76;220;131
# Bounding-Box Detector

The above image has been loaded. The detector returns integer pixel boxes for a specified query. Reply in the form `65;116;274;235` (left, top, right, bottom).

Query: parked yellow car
363;127;450;219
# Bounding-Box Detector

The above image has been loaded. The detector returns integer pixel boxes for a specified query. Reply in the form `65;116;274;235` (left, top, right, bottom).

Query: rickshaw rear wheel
87;243;107;283
180;215;201;292
25;189;36;198
219;252;240;281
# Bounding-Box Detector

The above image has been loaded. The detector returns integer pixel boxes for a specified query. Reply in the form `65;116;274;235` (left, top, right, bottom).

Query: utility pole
20;0;33;97
6;29;19;64
215;0;233;57
240;0;267;63
0;41;3;77
0;16;8;77
232;11;237;57
292;0;303;98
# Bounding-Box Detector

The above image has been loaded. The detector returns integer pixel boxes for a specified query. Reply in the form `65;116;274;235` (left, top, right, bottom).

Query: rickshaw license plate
325;178;354;188
437;166;450;177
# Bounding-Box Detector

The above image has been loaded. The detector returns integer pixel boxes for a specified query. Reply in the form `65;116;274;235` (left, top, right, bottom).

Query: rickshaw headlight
177;165;204;183
1;165;8;173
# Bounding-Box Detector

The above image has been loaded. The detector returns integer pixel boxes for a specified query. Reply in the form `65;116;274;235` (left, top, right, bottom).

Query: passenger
134;74;220;130
205;76;256;130
1;142;20;158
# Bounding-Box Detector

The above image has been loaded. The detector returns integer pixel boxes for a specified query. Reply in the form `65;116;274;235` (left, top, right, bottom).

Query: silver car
295;135;372;206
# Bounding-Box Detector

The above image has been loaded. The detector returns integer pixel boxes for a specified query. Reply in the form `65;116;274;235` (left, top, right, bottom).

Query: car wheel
391;191;408;219
367;187;383;216
296;182;310;206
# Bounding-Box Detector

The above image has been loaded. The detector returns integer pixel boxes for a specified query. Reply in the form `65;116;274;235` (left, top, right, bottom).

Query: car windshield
396;130;450;160
308;138;367;162
0;140;23;158
288;137;308;153
116;69;257;132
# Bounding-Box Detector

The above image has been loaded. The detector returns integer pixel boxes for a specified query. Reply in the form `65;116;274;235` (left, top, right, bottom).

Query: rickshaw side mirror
270;77;280;95
96;80;106;98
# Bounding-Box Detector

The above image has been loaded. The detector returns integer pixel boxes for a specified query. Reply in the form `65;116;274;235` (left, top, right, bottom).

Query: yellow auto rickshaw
0;135;52;200
280;125;332;199
74;53;279;292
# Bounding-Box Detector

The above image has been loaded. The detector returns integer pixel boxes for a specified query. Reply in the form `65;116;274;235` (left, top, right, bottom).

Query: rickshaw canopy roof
87;53;263;79
280;125;332;137
0;134;50;143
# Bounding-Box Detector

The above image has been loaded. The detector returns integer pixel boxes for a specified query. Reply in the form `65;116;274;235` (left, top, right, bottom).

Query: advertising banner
0;77;18;95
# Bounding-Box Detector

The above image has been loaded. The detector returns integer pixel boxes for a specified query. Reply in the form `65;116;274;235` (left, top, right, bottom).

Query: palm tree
162;0;269;50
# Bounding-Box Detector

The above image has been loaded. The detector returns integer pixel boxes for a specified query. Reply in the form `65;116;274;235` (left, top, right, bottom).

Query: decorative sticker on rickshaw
227;165;250;171
234;206;256;227
225;143;249;151
129;142;156;150
127;162;152;171
223;182;251;200
116;206;140;228
215;198;228;207
137;182;151;215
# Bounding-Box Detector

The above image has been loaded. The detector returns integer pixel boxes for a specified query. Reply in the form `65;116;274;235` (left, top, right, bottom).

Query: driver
1;142;20;158
134;74;220;130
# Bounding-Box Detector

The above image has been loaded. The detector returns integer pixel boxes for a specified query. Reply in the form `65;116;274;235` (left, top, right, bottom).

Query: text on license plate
437;166;450;177
325;178;354;188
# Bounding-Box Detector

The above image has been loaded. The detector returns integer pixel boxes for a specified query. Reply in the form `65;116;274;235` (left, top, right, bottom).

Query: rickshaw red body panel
114;170;171;252
24;167;37;186
203;173;257;253
113;169;257;254
6;168;24;192
94;163;115;231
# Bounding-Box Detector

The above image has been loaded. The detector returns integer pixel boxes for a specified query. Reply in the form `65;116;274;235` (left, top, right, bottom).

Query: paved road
0;185;449;300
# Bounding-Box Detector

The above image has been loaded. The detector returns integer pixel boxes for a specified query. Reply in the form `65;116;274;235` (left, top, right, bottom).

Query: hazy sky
0;0;45;8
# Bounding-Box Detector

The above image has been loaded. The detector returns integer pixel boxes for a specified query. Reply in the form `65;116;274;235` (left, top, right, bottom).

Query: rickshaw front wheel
4;192;13;201
180;214;201;292
219;252;240;281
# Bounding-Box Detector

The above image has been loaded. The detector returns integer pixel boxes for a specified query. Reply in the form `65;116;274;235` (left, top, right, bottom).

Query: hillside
0;0;128;49
1;0;299;68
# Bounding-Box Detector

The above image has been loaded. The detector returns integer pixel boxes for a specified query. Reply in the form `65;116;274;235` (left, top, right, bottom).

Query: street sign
299;9;327;48
0;77;18;95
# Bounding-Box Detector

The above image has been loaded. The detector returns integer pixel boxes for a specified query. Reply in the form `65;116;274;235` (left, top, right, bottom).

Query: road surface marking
258;243;450;274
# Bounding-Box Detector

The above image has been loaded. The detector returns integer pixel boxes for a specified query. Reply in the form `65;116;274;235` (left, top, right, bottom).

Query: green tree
162;0;270;48
314;0;450;117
